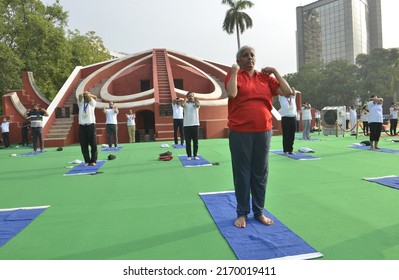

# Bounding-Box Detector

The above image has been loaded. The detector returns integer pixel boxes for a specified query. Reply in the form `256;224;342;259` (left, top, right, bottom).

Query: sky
42;0;398;75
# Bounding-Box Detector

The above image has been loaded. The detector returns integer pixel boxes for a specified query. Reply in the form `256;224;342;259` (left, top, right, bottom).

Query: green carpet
1;133;399;260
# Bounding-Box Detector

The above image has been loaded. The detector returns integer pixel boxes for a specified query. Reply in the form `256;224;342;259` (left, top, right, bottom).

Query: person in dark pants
360;105;369;136
21;119;30;146
103;101;119;148
1;117;11;148
367;95;383;150
25;104;49;152
172;97;184;146
296;111;301;133
279;87;299;154
389;102;398;135
181;92;200;160
78;91;98;166
225;45;293;228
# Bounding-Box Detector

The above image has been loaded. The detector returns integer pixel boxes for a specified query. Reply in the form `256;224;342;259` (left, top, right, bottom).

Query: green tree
0;42;23;92
381;48;399;102
388;59;399;102
0;0;110;100
319;59;359;107
0;0;69;99
68;30;110;67
356;48;399;102
289;61;324;109
221;0;254;50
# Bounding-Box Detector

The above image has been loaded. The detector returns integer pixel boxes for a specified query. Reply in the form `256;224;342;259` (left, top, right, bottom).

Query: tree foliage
285;48;399;110
221;0;254;50
0;0;110;100
356;48;399;102
319;60;358;106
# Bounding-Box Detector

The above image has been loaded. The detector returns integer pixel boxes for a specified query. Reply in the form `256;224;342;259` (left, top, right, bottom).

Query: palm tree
222;0;254;50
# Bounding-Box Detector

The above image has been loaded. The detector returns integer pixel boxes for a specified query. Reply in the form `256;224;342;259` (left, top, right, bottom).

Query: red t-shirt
225;70;280;132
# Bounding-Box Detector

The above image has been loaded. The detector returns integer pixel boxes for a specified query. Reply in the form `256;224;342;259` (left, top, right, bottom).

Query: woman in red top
225;45;293;228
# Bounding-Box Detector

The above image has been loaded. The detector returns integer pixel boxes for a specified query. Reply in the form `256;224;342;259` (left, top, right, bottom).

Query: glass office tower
296;0;382;70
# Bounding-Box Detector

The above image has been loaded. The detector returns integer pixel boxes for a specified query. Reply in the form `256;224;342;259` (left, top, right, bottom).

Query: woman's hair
236;45;255;62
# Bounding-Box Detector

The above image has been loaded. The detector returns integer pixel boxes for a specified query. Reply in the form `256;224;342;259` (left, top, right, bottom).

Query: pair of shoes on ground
159;151;172;157
159;151;173;161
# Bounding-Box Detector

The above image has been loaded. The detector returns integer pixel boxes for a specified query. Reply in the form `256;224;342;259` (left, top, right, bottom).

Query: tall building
296;0;382;70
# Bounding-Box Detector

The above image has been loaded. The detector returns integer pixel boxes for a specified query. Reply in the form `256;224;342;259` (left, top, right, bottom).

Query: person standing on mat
296;110;301;133
78;91;98;166
126;109;136;143
103;101;119;148
349;106;357;135
25;104;49;152
225;45;293;228
368;95;383;150
389;102;398;135
1;117;11;148
172;97;184;147
21;118;30;146
181;91;200;160
301;102;312;140
278;87;298;154
360;105;369;136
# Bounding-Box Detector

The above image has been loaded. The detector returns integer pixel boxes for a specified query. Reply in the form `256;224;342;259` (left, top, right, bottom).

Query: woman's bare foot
234;216;247;228
83;163;89;167
256;215;274;226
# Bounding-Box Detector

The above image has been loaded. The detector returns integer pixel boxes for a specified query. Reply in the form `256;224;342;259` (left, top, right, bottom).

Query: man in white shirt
25;104;49;152
389;102;398;135
126;109;136;143
367;95;383;150
349;106;357;134
182;92;200;160
1;117;11;148
278;87;297;154
78;91;98;166
301;102;312;140
172;97;184;146
103;101;119;148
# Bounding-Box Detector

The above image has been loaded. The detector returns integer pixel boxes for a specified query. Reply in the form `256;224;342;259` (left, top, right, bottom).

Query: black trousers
229;130;271;217
79;124;98;164
369;122;382;142
31;127;44;151
390;119;398;135
106;124;118;147
362;121;369;135
21;128;29;145
281;116;296;153
173;118;184;145
2;132;10;147
184;126;199;157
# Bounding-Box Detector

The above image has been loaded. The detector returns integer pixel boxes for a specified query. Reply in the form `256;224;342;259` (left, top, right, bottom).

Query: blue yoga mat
272;150;320;160
178;155;212;167
349;145;399;154
199;191;323;260
20;150;48;156
364;175;399;190
101;146;123;152
64;160;106;176
0;206;49;247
